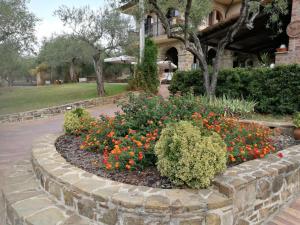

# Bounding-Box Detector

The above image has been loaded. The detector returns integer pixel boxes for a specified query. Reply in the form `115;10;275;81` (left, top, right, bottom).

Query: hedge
169;65;300;114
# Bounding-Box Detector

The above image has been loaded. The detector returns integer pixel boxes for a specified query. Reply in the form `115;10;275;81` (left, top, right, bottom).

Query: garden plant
64;93;279;189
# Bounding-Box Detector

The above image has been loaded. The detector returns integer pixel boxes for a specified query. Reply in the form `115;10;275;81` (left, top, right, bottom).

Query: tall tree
146;0;288;96
0;42;32;86
55;5;130;96
38;35;95;82
0;0;38;52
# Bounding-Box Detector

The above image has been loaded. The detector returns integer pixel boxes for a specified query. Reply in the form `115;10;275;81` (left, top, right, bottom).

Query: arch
207;48;217;66
145;15;153;36
208;9;224;26
165;47;178;71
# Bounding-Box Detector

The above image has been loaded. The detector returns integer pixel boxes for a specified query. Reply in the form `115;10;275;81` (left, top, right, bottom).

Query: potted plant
293;112;300;140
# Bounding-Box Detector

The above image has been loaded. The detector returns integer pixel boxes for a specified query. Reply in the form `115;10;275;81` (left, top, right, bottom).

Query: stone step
1;160;106;225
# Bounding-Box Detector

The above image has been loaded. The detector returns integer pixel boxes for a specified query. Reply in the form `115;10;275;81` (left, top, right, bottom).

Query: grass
0;83;128;115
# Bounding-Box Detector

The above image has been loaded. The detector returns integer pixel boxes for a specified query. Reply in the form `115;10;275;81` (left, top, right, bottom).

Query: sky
28;0;107;45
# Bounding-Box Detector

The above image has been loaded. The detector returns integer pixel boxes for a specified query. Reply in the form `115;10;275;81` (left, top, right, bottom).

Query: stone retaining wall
0;93;128;124
31;134;300;225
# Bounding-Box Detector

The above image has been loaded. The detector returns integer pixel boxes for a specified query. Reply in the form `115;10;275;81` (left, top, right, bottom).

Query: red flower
277;152;283;158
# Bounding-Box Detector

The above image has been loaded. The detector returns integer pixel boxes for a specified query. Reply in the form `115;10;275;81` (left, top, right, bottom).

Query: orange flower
115;162;120;169
125;164;131;170
138;152;143;161
129;159;135;165
129;151;135;157
105;163;112;170
107;131;115;138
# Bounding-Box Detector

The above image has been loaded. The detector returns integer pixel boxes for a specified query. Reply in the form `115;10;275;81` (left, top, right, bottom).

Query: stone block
256;179;271;200
123;216;145;225
101;208;117;225
205;213;221;225
77;198;96;220
144;195;170;212
272;176;283;193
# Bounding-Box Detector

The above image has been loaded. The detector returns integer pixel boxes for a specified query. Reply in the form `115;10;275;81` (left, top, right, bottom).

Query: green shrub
169;65;300;114
199;95;257;117
130;38;159;93
155;121;227;189
64;108;93;134
293;112;300;128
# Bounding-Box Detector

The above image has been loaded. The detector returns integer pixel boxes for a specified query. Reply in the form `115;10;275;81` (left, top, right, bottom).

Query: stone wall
0;93;128;124
31;134;300;225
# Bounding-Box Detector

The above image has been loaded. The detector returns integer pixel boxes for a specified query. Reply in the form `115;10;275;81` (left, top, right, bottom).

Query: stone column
275;0;300;65
220;50;233;69
178;50;194;71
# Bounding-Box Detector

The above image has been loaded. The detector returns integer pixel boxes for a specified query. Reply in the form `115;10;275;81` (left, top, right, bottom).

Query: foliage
0;42;34;86
55;4;131;96
293;112;300;128
155;121;227;188
38;35;95;81
0;0;38;51
198;95;256;117
39;35;94;67
191;112;276;164
79;94;276;182
169;65;300;115
131;38;159;93
64;108;94;134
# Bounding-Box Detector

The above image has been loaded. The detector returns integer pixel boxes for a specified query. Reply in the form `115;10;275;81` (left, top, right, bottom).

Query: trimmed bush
155;121;227;189
130;38;159;93
64;108;93;134
169;65;300;114
293;112;300;128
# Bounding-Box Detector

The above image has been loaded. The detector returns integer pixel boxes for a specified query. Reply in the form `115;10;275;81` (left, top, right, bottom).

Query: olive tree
146;0;288;96
38;35;95;82
55;5;130;96
0;0;38;51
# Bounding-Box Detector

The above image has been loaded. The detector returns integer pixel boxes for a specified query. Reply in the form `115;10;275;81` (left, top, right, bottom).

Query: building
121;0;300;72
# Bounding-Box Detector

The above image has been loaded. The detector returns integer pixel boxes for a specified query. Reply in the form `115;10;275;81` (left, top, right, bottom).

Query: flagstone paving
0;104;119;224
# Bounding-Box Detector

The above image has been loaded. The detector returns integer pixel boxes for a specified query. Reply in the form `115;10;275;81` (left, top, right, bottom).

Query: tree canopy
0;0;38;52
55;4;131;95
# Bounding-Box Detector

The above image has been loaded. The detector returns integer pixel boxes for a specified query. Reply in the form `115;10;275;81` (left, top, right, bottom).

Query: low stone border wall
0;93;128;124
32;134;233;225
31;134;300;225
240;119;295;136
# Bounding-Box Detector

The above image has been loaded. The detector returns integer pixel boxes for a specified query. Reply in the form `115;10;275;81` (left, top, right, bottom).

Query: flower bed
62;93;290;189
35;134;300;225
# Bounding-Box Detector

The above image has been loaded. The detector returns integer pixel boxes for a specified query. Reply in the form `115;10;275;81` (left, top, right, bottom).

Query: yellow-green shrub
64;108;93;134
155;121;227;189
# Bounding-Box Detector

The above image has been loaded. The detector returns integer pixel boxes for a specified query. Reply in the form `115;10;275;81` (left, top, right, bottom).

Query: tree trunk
69;58;77;82
93;53;105;97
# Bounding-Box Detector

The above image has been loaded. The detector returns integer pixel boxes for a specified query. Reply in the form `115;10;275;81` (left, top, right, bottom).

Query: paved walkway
0;104;119;224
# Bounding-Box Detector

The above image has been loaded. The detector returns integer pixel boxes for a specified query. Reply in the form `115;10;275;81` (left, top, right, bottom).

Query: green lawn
0;83;128;115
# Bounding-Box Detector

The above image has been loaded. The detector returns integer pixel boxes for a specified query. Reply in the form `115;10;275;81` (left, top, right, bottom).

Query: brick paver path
0;104;119;224
267;196;300;225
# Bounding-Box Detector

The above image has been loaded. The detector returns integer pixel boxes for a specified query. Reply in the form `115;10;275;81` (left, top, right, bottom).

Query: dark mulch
55;134;296;189
55;135;174;189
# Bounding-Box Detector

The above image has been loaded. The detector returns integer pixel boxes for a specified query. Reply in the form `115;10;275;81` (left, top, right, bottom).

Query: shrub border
31;134;300;225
